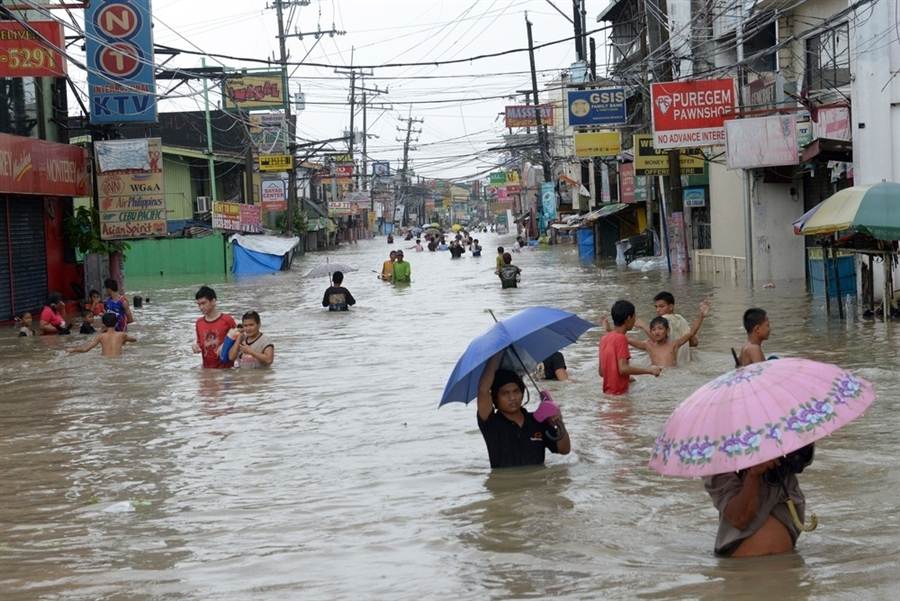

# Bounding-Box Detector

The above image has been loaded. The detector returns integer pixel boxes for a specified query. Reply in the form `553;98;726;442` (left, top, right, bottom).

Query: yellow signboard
574;131;621;158
633;134;705;176
259;154;293;172
223;73;285;109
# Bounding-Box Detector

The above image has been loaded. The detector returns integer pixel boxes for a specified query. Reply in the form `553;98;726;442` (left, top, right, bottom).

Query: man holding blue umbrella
476;353;570;468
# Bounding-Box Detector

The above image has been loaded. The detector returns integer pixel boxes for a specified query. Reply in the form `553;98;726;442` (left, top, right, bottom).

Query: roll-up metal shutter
0;198;10;320
8;197;47;315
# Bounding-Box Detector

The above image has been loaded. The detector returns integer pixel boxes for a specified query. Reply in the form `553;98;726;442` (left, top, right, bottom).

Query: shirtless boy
68;313;136;357
627;302;709;367
739;308;770;366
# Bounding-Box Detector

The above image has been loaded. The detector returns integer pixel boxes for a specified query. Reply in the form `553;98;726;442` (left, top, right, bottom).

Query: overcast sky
66;0;609;181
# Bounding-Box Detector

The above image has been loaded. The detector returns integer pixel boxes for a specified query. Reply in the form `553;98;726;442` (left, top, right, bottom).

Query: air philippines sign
86;0;157;124
650;79;735;149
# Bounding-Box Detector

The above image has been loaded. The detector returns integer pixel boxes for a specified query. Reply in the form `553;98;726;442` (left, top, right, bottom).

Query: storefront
0;133;90;321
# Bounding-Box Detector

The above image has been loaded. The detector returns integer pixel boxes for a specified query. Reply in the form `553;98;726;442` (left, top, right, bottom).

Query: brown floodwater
1;234;897;600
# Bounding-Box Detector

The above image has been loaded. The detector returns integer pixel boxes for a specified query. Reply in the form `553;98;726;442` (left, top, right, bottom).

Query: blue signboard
541;181;557;221
86;0;157;123
567;88;626;127
682;186;706;208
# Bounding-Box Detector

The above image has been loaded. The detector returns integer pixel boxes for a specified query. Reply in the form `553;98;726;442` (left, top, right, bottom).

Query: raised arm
477;352;502;422
68;335;102;354
627;337;650;351
674;302;710;348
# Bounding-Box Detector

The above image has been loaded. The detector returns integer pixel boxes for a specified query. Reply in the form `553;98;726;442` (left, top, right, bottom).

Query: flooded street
1;234;897;600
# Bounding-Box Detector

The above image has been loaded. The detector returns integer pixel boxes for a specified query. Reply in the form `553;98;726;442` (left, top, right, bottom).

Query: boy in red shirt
599;300;660;394
191;285;236;368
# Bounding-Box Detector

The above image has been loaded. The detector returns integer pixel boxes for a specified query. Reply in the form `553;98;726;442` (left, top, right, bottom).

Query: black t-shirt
449;245;464;258
542;352;567;380
79;321;96;335
477;408;558;468
322;286;356;311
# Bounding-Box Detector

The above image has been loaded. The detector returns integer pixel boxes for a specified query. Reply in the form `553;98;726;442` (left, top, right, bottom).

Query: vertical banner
541;181;556;221
86;0;157;123
667;211;689;273
98;138;165;239
619;163;635;203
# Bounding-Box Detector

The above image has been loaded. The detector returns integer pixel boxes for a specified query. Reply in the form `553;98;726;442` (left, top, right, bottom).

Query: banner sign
259;154;292;172
504;104;554;128
506;170;520;184
334;163;353;178
541;181;556;220
346;191;371;207
98;137;165;240
633;134;705;176
239;204;262;233
683;186;706;207
0;20;66;77
212;201;262;232
506;184;521;194
667;212;689;273
567;88;627;127
725;115;798;169
651;78;735;149
619;163;635;203
329;201;354;216
372;161;390;177
249;112;286;153
574;131;621;157
489;171;507;185
86;0;157;124
260;177;287;211
0;133;89;197
634;175;650;202
812;107;851;142
223;73;285;110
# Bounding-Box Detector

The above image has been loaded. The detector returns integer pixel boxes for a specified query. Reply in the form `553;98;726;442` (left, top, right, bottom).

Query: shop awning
583;203;629;223
558;174;579;186
801;138;853;163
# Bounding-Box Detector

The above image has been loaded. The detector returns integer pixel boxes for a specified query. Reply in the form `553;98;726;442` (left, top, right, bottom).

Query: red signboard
334;163;353;177
651;79;735;149
0;20;66;77
619;163;635;203
0;133;89;197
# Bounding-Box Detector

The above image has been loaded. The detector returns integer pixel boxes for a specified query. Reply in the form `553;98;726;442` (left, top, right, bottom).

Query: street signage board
372;161;390;177
98;138;166;240
0;20;66;77
86;0;157;124
651;78;735;149
683;186;706;207
261;177;287;211
0;133;89;197
223;73;285;110
212;201;263;232
567;88;626;127
574;131;621;158
504;104;554;128
489;171;507;185
541;181;556;220
725;115;798;169
633;134;705;176
259;154;293;172
619;163;635;203
334;163;353;178
812;107;851;142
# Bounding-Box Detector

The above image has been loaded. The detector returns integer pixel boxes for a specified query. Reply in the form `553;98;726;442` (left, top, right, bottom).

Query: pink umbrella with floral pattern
649;358;875;478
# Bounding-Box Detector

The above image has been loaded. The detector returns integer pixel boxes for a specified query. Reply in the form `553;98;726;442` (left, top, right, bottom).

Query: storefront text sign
0;133;89;197
651;79;735;149
633;134;705;176
725;115;798;169
0;20;66;77
98;137;165;240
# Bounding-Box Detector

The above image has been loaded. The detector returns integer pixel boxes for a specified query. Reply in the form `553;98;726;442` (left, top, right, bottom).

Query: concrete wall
750;177;805;282
124;235;231;277
708;161;745;258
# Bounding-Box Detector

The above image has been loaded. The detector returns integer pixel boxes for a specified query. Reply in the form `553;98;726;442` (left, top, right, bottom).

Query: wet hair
101;312;117;328
47;292;62;306
654;291;675;306
242;310;261;324
502;252;512;264
416;239;421;243
490;369;525;401
396;250;404;257
83;310;93;318
649;316;670;330
20;311;31;319
497;246;504;253
610;300;636;326
89;289;101;298
195;285;217;301
743;308;767;334
104;278;119;292
332;271;344;285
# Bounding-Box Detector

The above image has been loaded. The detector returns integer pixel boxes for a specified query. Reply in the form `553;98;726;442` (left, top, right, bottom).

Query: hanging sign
574;131;621;157
222;73;285;110
0;20;66;77
489;171;507;185
567;88;627;127
0;133;89;197
259;154;293;172
541;181;556;220
260;177;287;211
651;78;735;149
504;104;554;128
682;186;706;207
98;138;166;240
619;163;635;203
725;115;799;169
86;0;157;124
633;134;705;176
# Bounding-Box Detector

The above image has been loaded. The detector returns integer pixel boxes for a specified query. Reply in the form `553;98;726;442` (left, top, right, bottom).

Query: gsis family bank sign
651;79;735;149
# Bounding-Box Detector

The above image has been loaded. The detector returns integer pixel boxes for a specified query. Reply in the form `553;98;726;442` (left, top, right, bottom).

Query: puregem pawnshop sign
650;79;735;149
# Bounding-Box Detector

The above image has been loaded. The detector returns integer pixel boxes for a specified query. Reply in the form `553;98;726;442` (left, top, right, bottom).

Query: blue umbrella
439;307;596;407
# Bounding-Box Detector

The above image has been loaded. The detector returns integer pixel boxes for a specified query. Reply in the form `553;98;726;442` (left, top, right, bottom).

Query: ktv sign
86;0;157;124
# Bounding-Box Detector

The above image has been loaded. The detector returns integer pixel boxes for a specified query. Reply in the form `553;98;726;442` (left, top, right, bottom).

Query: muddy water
1;235;897;600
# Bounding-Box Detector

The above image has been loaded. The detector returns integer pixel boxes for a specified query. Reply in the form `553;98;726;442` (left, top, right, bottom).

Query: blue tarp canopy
230;234;300;275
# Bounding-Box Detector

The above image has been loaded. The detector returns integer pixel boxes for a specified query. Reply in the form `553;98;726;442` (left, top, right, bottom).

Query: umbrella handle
486;309;542;396
786;498;818;532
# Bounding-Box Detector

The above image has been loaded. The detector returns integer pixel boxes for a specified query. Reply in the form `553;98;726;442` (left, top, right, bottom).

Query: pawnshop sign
651;79;735;149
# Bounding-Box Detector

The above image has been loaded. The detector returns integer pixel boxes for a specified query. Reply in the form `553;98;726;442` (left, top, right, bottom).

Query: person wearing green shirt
392;250;411;283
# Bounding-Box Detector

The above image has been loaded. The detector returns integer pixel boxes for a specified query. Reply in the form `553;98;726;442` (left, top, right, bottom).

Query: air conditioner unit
195;196;210;214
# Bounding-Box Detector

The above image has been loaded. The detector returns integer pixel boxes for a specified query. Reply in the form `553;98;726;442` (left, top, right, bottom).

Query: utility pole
201;57;217;202
525;16;551;183
272;0;345;234
397;111;423;226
